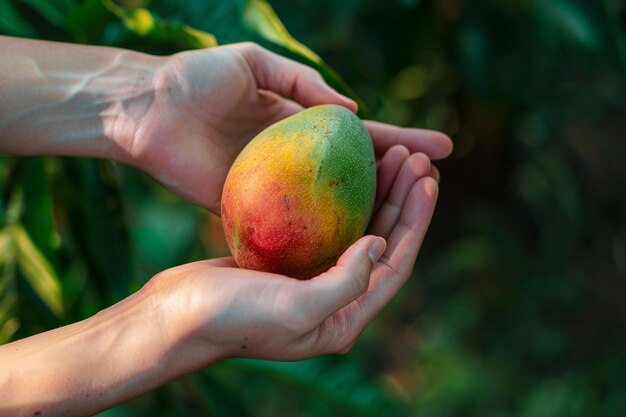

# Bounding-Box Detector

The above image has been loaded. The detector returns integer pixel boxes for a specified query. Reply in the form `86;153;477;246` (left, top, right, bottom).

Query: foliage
1;0;625;416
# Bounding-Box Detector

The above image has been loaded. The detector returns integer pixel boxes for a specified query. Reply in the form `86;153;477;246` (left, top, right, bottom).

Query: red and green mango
221;104;376;279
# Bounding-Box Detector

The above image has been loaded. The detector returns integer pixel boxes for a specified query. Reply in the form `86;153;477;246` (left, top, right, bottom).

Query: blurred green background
1;0;625;415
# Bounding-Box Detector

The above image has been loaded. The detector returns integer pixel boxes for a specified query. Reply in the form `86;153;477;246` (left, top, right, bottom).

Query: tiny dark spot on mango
241;345;247;349
33;412;41;416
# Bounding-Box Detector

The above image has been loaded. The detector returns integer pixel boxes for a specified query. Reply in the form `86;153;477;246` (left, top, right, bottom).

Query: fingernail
368;237;386;263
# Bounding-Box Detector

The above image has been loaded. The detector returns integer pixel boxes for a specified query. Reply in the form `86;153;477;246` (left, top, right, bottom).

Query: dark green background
1;0;625;415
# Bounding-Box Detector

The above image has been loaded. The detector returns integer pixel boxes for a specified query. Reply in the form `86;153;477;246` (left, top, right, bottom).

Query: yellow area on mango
223;129;355;276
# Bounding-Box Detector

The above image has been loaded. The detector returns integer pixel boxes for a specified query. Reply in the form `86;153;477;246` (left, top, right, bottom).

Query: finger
300;235;386;322
373;145;410;216
368;153;431;238
236;43;358;112
377;177;438;282
430;164;441;183
365;120;453;160
340;177;438;333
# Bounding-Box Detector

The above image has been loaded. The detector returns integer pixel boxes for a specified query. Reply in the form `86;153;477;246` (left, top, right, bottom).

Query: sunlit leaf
0;317;19;344
0;232;18;344
242;0;321;63
0;230;13;266
101;0;218;47
12;225;64;318
240;0;369;116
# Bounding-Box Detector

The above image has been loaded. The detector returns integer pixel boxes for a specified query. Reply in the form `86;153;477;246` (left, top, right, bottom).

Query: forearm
0;282;221;417
0;35;163;162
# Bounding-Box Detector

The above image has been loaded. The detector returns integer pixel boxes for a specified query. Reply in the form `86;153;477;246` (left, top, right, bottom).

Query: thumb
301;236;386;322
236;43;358;112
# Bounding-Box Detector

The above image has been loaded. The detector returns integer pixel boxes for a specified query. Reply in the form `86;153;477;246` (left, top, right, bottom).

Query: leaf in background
240;0;370;117
65;0;117;42
0;229;19;344
534;0;603;52
18;158;58;261
0;229;13;266
18;0;70;29
12;224;64;318
0;0;37;36
191;372;256;417
0;316;19;344
242;0;320;63
60;159;132;303
215;357;401;417
103;0;218;48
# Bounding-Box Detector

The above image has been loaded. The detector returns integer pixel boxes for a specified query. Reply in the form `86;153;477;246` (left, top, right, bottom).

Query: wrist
99;51;167;165
0;277;213;415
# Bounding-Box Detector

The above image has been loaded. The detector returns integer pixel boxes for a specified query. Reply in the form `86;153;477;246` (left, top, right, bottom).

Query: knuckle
237;41;263;57
351;271;370;298
305;66;323;81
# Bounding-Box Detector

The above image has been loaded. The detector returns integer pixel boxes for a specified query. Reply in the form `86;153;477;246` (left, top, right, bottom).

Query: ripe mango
221;104;376;279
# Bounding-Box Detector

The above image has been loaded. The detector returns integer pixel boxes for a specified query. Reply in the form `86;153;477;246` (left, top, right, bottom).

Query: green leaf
0;0;37;37
59;159;132;303
240;0;370;117
0;229;14;266
535;0;603;51
18;158;58;261
242;0;321;64
118;7;154;36
102;0;218;47
215;357;400;416
0;228;18;344
18;0;69;28
0;317;19;344
12;224;64;318
65;0;117;42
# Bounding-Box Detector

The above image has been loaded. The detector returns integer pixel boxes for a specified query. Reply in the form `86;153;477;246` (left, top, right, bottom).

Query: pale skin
0;36;452;416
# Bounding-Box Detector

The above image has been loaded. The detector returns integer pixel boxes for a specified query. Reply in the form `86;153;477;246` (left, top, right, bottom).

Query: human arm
0;36;451;214
0;151;437;416
0;36;449;415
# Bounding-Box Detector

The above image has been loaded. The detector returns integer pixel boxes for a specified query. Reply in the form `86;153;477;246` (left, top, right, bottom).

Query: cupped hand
148;149;437;365
125;42;451;214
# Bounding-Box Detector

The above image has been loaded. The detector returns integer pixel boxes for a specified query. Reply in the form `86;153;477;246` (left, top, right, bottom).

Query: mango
221;104;376;279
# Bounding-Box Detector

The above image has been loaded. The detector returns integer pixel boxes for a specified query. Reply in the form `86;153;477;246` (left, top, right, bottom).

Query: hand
124;43;452;214
0;152;436;416
148;150;437;363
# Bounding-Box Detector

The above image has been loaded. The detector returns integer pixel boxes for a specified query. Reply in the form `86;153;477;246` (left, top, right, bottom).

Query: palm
165;148;438;361
134;47;294;212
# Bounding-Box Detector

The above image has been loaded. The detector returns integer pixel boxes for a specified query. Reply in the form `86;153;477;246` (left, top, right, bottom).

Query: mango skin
221;104;376;279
